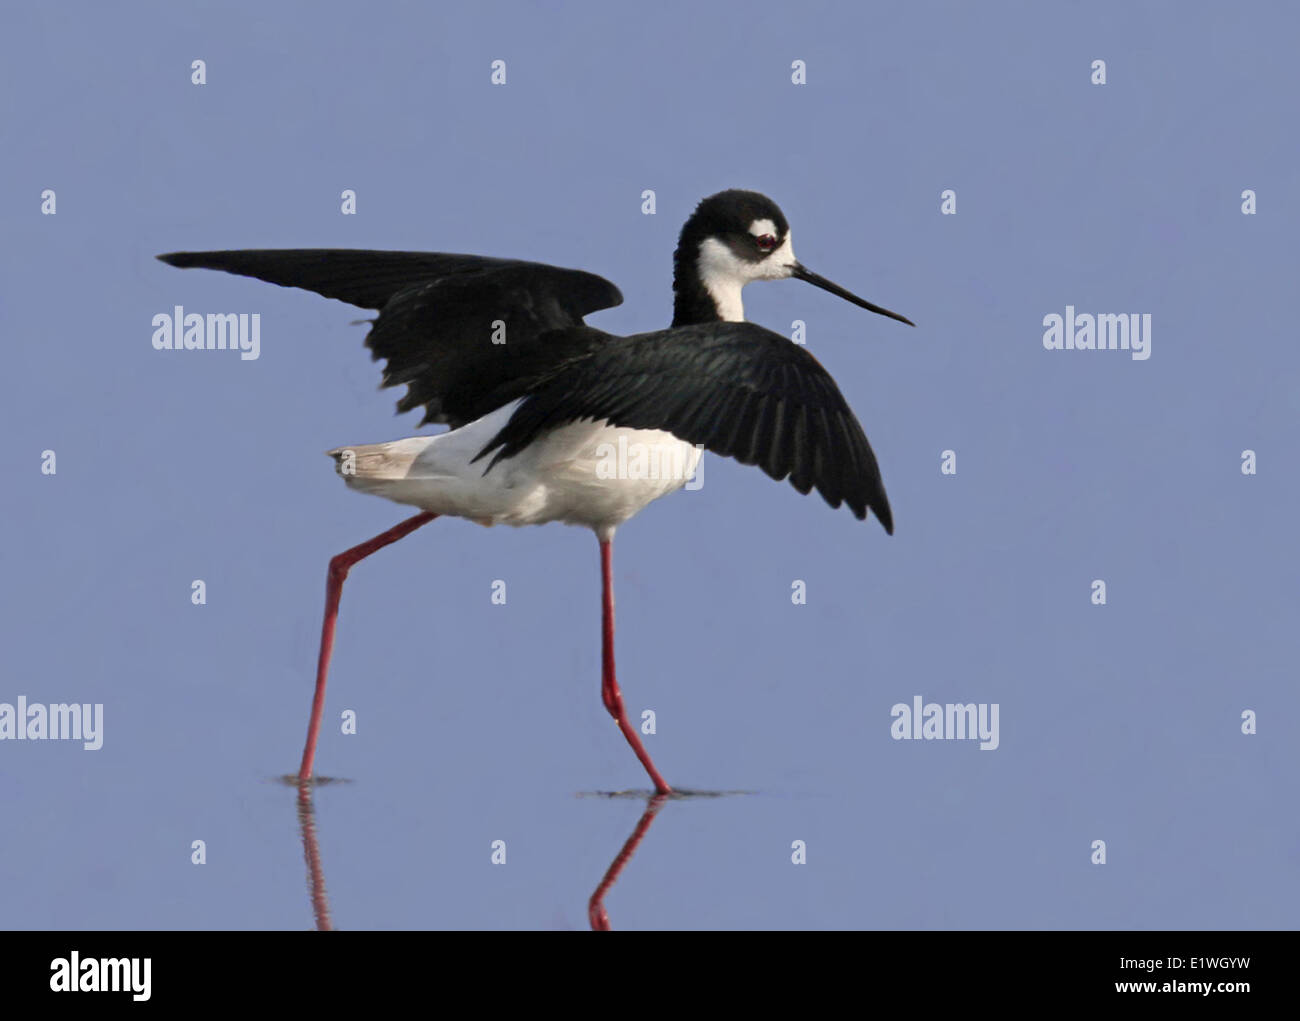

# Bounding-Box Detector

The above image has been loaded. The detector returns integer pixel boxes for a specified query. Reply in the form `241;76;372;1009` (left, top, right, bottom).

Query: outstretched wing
476;322;894;531
156;249;623;427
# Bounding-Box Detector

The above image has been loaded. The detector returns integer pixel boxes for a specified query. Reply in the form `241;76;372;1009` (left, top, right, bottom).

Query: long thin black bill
791;263;914;327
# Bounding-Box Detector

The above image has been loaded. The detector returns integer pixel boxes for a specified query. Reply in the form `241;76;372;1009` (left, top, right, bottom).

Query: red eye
755;233;778;252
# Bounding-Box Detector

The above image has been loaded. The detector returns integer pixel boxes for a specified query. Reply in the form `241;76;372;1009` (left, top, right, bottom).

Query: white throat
697;238;747;322
696;231;797;324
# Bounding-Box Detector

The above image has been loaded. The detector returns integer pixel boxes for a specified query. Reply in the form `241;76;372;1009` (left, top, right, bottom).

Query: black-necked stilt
159;189;912;794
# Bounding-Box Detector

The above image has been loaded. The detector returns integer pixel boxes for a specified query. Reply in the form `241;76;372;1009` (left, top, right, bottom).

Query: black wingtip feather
155;250;624;427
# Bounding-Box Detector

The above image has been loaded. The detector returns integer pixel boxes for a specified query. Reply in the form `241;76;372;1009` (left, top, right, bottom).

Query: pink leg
599;538;672;794
298;512;437;783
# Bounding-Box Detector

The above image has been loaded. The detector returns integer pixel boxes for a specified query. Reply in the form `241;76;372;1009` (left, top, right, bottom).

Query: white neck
696;238;747;322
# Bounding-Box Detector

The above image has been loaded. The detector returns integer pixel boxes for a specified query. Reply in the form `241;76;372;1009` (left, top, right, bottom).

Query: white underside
330;400;702;539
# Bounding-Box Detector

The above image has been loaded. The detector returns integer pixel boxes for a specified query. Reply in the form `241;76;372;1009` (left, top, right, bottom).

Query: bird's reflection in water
296;785;332;931
583;788;750;930
286;778;748;930
586;793;668;930
284;775;350;931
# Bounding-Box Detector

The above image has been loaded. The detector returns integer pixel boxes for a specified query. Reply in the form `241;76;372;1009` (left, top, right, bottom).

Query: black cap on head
681;190;790;243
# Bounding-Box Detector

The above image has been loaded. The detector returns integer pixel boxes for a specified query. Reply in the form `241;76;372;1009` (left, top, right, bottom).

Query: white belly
330;400;702;537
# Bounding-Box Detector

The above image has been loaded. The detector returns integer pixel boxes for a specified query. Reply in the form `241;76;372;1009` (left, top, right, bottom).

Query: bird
158;189;912;795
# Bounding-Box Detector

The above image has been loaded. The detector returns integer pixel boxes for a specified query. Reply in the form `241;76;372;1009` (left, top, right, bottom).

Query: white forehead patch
747;218;779;238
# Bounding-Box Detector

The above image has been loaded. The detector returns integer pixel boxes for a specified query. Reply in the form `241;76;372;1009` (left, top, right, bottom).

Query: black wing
156;249;623;427
476;322;894;532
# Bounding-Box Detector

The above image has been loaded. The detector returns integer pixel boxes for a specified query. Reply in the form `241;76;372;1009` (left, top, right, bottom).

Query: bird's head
673;189;913;328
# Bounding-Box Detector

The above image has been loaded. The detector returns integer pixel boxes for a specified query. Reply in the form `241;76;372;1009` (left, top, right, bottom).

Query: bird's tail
326;439;427;495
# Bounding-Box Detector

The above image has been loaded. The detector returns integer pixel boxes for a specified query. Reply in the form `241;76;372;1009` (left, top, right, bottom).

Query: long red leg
599;538;672;794
298;511;437;783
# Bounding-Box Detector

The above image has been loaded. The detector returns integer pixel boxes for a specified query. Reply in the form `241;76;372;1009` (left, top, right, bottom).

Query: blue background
2;0;1296;929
